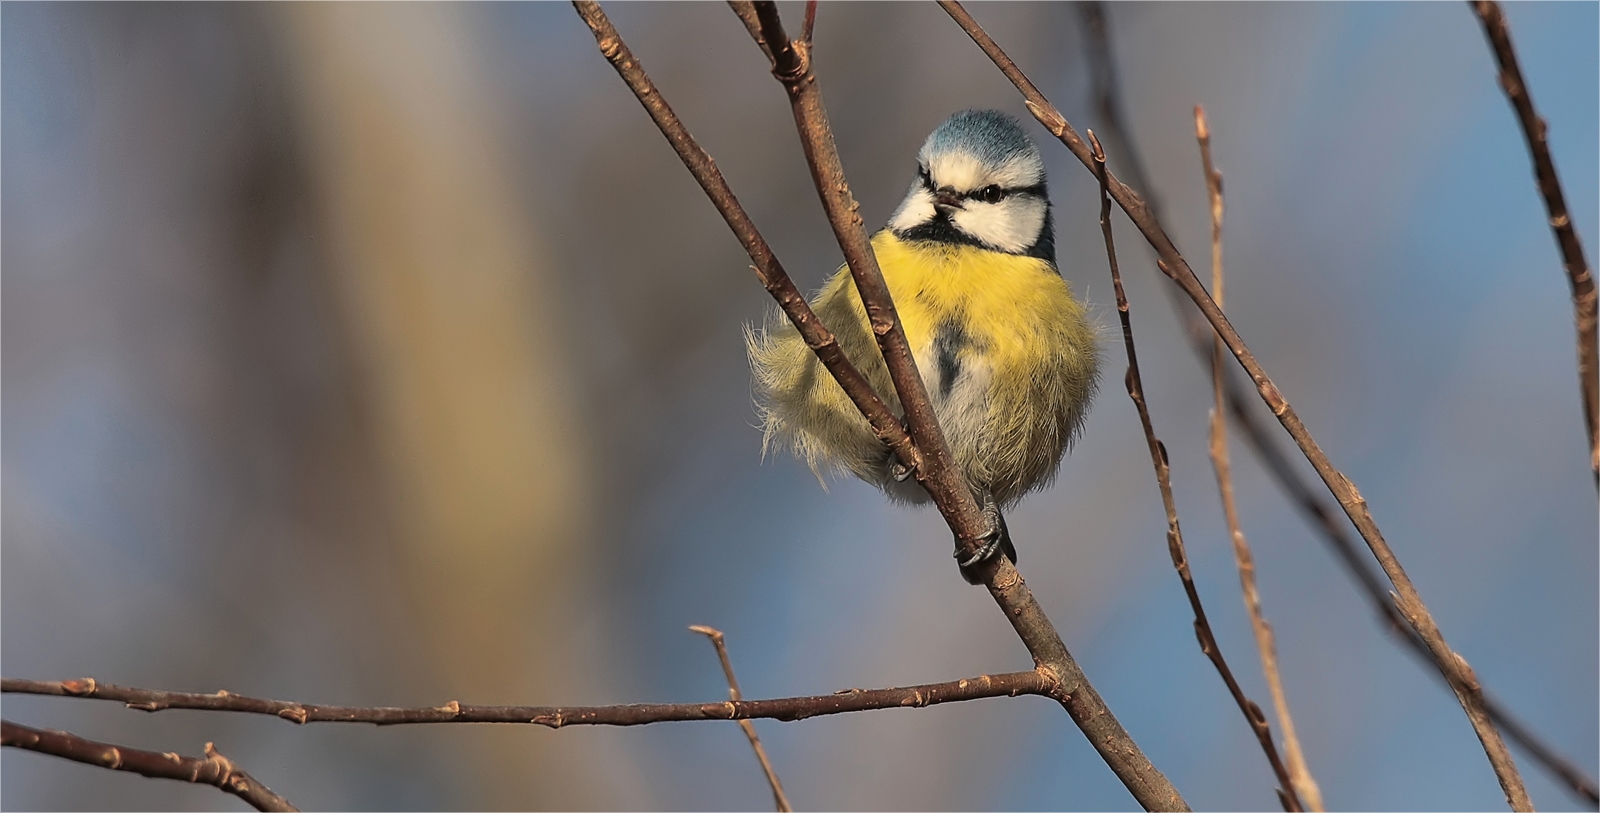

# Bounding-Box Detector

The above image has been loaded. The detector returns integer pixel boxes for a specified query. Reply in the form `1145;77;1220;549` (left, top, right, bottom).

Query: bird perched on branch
747;109;1100;583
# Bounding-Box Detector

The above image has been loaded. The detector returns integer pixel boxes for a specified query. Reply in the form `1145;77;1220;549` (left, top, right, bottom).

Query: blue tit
747;109;1100;583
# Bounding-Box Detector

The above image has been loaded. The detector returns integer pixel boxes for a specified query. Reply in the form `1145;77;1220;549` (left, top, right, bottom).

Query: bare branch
745;0;988;555
735;4;1189;809
1091;130;1300;813
801;0;816;46
571;0;921;478
1196;107;1324;813
1080;6;1597;804
1;719;298;812
939;4;1533;807
2;673;1051;727
690;626;791;812
1470;0;1598;485
572;3;1185;808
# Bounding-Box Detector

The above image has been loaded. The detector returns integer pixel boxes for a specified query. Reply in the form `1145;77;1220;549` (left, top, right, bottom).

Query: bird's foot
954;503;1005;568
955;496;1011;584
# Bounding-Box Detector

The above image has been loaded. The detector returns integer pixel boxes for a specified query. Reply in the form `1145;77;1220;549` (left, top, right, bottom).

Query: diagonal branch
1196;107;1323;812
576;3;1187;809
1470;0;1598;485
735;3;1189;809
740;0;987;554
938;3;1532;808
1078;5;1597;804
1091;131;1301;813
2;673;1052;727
2;719;298;812
690;626;792;812
569;0;920;479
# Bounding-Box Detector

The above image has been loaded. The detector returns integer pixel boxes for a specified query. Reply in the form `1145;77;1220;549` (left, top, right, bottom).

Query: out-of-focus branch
1196;108;1324;813
2;673;1052;727
689;626;791;812
1;719;298;812
1470;0;1598;485
570;0;920;479
939;4;1532;808
734;4;1188;809
1091;131;1300;813
1077;5;1598;805
1077;3;1159;214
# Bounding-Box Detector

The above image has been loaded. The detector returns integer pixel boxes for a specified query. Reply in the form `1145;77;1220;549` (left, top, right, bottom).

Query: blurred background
3;2;1595;810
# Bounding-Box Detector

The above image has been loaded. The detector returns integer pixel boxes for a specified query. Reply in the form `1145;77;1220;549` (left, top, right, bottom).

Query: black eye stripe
974;185;1005;203
962;183;1047;201
914;164;1047;200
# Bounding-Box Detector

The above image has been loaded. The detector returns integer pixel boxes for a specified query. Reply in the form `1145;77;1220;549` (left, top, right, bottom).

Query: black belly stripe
933;320;970;399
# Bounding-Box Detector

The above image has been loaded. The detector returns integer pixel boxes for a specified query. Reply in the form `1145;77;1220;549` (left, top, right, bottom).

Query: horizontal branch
1;719;298;812
2;672;1053;728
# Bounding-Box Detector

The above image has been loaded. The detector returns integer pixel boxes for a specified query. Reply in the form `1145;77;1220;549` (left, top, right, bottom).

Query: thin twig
1470;0;1598;485
1;719;298;812
736;4;1189;809
2;674;1053;727
1196;107;1324;813
939;4;1533;808
571;0;920;479
1080;6;1597;804
689;626;791;812
1091;130;1300;813
801;0;816;46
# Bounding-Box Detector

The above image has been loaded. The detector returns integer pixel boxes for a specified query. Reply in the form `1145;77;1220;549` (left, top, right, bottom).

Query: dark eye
977;185;1005;204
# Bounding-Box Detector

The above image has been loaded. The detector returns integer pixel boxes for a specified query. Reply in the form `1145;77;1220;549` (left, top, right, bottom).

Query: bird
747;109;1100;583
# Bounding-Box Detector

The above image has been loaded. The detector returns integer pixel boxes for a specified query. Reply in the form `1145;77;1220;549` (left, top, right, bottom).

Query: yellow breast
747;230;1099;506
869;231;1084;370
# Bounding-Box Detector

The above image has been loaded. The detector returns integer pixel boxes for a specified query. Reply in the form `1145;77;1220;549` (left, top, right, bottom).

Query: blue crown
922;110;1037;167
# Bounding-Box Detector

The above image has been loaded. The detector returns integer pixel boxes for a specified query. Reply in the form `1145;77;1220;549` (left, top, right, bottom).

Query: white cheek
888;186;937;232
951;197;1047;253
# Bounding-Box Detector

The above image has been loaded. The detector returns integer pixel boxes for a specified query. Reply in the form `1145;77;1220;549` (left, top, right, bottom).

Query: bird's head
887;110;1052;261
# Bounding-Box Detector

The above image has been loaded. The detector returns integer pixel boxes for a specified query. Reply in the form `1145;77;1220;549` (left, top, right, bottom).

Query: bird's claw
953;533;1004;568
953;498;1005;568
889;459;913;482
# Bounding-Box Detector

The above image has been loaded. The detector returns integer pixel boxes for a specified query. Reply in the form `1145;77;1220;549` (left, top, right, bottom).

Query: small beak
933;187;964;212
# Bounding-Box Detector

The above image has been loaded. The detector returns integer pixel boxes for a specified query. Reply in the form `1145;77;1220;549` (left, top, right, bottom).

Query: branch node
62;678;97;697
